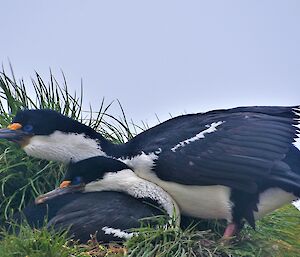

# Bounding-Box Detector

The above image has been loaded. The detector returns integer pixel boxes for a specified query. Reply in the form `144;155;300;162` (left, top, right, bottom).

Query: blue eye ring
72;176;83;185
23;124;33;132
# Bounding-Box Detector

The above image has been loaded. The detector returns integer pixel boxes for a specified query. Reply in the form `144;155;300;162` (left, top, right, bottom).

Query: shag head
0;109;108;163
35;156;130;204
35;156;181;221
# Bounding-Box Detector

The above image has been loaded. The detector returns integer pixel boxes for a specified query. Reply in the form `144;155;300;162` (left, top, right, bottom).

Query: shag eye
23;124;33;132
72;176;83;185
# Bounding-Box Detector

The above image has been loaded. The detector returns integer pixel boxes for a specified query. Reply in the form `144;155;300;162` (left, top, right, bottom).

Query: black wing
10;192;164;242
154;106;300;193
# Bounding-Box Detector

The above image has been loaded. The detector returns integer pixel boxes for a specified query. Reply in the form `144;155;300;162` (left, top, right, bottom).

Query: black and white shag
1;106;300;236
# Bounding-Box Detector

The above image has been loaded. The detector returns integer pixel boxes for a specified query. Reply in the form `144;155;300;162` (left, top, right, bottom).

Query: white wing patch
293;107;300;151
121;152;158;174
102;226;135;239
171;121;225;152
293;200;300;211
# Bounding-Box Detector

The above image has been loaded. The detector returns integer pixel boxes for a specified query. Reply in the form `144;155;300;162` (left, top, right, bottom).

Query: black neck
93;132;129;158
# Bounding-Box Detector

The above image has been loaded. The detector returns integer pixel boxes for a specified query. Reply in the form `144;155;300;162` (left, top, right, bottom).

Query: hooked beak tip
35;196;46;205
0;128;30;141
35;184;85;205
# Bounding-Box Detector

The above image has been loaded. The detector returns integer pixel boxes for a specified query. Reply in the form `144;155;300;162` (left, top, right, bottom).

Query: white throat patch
119;152;233;220
23;131;107;163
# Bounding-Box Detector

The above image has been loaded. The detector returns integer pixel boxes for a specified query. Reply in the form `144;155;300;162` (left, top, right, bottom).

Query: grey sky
1;1;300;209
1;0;300;126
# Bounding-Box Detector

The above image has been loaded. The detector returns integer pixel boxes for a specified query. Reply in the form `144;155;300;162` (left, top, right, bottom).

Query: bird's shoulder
129;106;300;193
128;105;299;154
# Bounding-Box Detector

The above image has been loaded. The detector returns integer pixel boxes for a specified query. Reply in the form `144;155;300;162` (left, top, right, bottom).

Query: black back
123;106;300;194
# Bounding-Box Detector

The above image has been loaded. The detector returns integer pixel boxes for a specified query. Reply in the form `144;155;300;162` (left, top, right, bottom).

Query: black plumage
2;106;300;235
10;191;164;242
125;107;300;193
6;157;167;243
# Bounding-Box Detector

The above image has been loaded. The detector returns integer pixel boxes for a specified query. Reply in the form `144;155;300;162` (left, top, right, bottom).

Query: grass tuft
0;69;136;223
0;222;79;257
124;207;300;257
125;216;224;257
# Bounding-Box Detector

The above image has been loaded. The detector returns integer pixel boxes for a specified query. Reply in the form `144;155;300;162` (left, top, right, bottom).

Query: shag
1;106;300;237
8;157;177;242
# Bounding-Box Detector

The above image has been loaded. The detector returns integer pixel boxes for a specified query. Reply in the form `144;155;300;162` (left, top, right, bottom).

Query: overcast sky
1;0;300;126
1;1;300;208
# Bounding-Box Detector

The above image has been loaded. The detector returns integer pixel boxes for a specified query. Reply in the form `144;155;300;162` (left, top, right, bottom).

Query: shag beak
0;123;31;142
35;182;85;204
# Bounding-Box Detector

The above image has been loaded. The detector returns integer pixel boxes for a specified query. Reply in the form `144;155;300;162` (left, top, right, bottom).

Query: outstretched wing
154;106;300;193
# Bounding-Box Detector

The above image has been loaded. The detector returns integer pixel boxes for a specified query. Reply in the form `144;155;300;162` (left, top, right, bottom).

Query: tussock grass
236;205;300;257
0;69;135;222
0;221;127;257
2;207;298;257
124;206;300;257
0;222;78;257
0;68;299;257
125;216;224;257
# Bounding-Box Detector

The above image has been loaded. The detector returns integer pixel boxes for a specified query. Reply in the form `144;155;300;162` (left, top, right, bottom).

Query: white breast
122;152;298;222
255;188;297;219
138;172;298;221
121;152;233;221
84;169;180;222
135;171;233;221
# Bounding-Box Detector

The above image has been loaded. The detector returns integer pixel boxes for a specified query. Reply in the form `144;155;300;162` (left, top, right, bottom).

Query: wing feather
154;106;300;193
